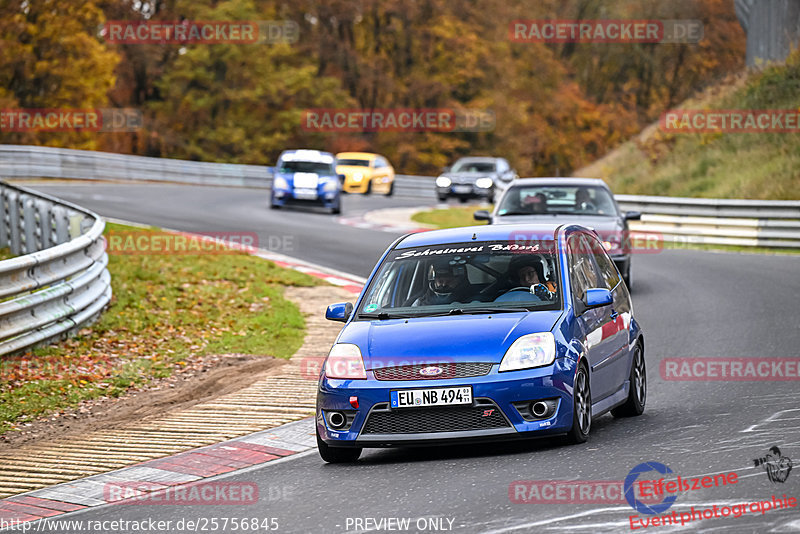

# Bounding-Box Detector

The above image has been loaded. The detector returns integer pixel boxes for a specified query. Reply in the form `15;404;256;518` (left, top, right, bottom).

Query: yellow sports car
336;152;395;195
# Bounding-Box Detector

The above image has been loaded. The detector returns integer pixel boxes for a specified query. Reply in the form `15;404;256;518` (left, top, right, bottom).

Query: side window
568;234;601;302
375;158;386;168
586;234;621;289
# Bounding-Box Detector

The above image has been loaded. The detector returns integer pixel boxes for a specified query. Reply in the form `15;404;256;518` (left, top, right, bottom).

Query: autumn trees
0;0;745;175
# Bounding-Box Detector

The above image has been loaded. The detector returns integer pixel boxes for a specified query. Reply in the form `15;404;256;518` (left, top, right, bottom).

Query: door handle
610;310;619;320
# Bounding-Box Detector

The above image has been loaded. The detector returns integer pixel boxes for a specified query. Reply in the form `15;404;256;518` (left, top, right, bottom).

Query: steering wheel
505;286;531;293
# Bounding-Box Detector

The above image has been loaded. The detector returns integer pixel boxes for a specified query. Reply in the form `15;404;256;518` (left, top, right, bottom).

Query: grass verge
0;223;322;434
411;206;489;229
576;52;800;200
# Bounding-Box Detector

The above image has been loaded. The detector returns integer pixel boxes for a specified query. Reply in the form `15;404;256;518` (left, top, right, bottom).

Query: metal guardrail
0;144;270;188
0;144;439;199
0;181;111;356
617;195;800;248
1;145;798;248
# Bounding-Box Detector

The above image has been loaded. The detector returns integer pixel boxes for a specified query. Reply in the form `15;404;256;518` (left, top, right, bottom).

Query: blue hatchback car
270;149;342;214
316;223;646;463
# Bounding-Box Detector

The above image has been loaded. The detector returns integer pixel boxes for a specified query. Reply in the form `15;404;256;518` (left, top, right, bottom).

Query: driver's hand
533;283;553;300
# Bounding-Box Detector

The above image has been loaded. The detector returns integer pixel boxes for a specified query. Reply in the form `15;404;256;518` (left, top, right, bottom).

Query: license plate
453;185;472;194
294;189;318;199
391;386;472;408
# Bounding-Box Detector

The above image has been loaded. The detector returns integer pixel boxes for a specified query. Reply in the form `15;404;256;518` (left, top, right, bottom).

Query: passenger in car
507;256;557;300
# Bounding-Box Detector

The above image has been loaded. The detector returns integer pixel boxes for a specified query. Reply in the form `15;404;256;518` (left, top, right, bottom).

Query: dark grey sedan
435;157;517;203
474;178;640;287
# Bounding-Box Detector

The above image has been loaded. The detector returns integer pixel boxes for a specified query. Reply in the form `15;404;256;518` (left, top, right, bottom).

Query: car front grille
372;362;493;381
361;399;510;435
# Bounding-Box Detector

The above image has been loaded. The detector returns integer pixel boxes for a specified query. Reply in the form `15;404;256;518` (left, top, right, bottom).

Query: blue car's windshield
279;161;335;174
357;240;562;319
497;185;618;217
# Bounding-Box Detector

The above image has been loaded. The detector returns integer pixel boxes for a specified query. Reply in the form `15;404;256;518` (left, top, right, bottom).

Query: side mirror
625;211;642;221
325;302;353;322
584;288;613;308
337;174;346;181
473;210;491;221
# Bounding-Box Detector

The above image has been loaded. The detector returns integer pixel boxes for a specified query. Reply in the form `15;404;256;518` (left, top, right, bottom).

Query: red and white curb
336;206;434;235
0;419;316;525
253;249;365;296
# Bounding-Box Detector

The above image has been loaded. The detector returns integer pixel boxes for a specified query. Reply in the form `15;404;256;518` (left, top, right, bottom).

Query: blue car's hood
338;311;562;369
276;171;337;180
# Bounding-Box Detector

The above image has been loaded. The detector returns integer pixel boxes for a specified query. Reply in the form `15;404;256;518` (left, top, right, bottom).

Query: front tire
317;427;361;463
612;341;646;418
566;364;591;444
385;181;394;196
623;263;632;289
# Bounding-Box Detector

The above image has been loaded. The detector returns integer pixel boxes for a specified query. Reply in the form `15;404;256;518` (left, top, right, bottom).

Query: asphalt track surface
21;182;800;533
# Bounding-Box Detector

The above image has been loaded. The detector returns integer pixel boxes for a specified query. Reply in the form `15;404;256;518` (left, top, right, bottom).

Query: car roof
453;157;502;163
336;152;379;160
395;223;565;249
510;177;609;188
278;149;335;163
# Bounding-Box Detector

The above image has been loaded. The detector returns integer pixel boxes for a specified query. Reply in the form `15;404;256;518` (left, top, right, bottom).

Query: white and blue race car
270;149;342;214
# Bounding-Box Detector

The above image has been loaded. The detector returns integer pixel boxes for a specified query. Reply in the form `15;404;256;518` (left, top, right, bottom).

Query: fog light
531;401;549;417
327;411;346;429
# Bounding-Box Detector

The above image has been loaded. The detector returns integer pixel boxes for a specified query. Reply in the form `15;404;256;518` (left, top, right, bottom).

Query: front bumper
342;178;369;193
436;184;492;199
316;358;577;447
271;188;339;207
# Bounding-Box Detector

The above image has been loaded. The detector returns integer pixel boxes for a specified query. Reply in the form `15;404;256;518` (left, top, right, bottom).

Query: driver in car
413;259;471;306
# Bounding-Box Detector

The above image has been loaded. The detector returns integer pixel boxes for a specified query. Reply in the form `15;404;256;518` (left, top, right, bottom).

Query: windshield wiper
358;312;412;320
425;306;531;317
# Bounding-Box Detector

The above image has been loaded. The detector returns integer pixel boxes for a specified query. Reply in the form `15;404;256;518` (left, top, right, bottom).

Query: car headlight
475;177;494;189
436;176;451;187
325;344;367;379
603;236;621;251
499;332;556;372
273;176;288;190
322;179;339;192
353;172;363;181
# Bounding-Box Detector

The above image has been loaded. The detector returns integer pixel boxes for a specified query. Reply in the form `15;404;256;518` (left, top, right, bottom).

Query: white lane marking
741;408;800;433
